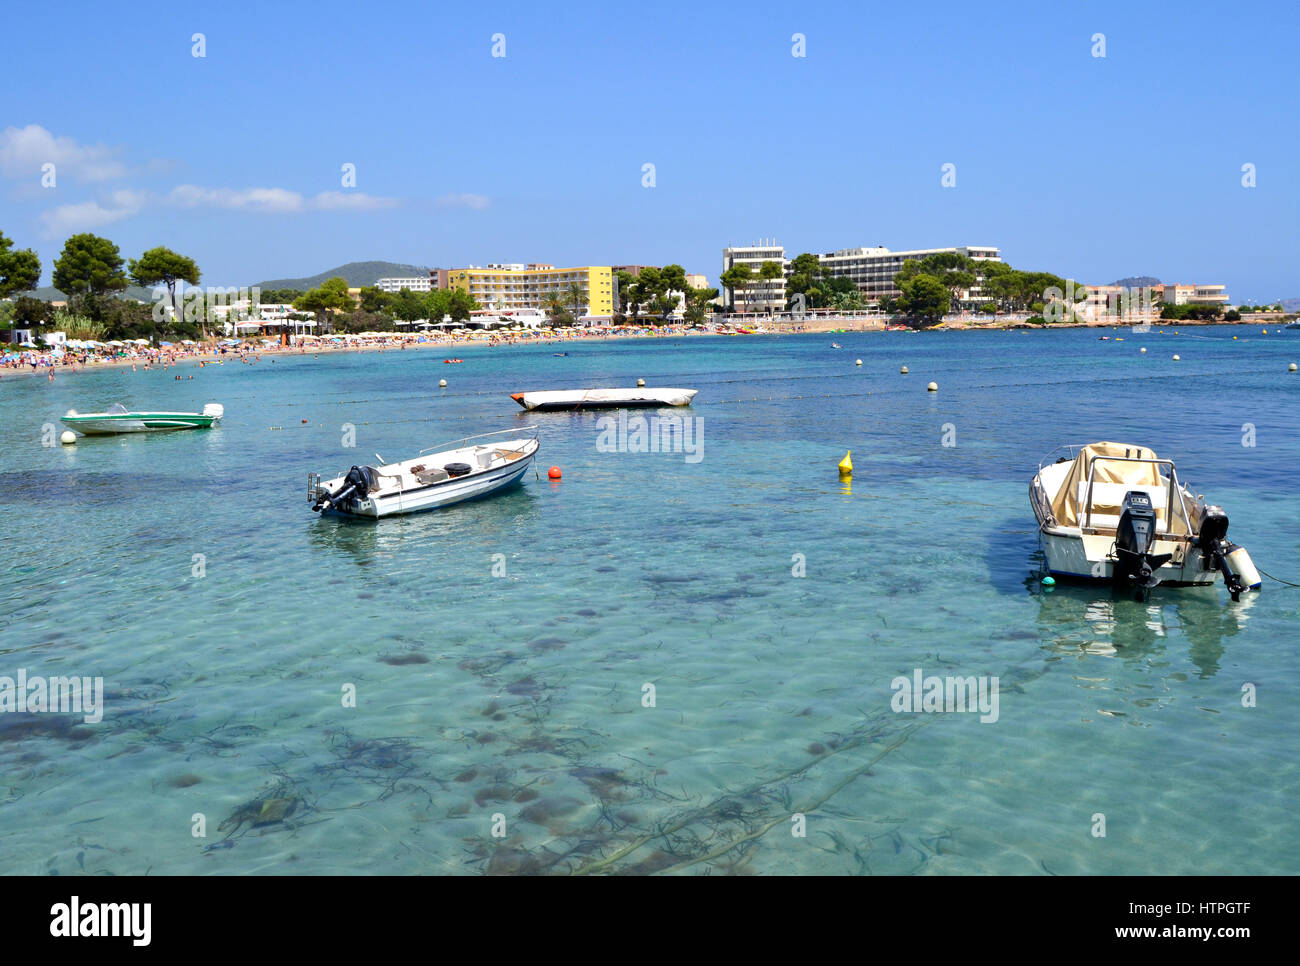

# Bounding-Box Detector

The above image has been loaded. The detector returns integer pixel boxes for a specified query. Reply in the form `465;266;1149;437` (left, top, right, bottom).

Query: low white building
1158;284;1229;306
376;277;434;293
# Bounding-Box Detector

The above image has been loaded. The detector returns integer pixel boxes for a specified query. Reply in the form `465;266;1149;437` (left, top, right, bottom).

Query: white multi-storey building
721;241;787;313
817;246;1001;302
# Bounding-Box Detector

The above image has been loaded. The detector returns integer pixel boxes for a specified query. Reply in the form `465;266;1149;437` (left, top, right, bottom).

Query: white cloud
168;184;305;212
39;199;141;237
0;124;127;182
435;192;490;210
166;185;399;213
36;182;401;236
311;191;399;211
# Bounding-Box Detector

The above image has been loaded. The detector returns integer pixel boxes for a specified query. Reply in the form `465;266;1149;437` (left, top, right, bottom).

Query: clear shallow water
1;325;1297;875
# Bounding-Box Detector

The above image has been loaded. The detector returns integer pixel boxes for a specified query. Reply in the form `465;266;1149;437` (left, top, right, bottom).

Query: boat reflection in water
307;486;541;569
1033;582;1257;680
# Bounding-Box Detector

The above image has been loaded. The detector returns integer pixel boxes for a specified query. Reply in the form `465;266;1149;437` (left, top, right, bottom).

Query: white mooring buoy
439;379;447;387
927;382;938;392
60;431;77;445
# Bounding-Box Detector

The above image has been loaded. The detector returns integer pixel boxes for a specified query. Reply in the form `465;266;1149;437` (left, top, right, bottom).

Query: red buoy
548;466;562;480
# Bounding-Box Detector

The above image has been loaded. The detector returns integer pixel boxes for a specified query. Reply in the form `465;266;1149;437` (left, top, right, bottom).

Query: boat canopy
1049;441;1163;528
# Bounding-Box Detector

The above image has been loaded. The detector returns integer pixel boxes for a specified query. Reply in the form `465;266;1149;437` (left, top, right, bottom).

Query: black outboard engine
312;465;379;512
1113;491;1173;601
1196;505;1245;601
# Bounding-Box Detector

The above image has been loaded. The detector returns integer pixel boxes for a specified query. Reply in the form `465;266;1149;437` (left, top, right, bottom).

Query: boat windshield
106;403;128;414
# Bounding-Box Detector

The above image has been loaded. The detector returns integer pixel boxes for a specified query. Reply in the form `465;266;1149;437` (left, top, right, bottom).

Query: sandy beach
4;313;1288;384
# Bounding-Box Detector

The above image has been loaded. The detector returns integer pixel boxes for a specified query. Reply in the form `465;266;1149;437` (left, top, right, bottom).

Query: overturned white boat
309;428;539;518
1031;442;1261;601
62;403;223;434
510;388;697;411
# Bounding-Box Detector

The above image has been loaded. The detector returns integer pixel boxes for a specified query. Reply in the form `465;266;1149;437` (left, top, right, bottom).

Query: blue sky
2;0;1297;300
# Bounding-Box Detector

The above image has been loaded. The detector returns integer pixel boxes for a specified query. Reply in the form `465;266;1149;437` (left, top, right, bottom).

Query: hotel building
721;242;1002;312
1156;284;1229;306
721;242;787;312
816;245;1002;301
446;264;615;317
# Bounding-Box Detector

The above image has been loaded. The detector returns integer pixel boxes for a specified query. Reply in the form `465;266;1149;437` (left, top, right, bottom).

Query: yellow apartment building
446;263;614;316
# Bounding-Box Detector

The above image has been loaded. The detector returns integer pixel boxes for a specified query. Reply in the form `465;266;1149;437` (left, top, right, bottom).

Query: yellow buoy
838;451;852;475
900;365;908;374
637;378;646;386
1289;363;1297;372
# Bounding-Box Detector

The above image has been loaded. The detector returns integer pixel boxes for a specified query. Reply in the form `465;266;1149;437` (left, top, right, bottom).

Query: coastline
2;316;1289;383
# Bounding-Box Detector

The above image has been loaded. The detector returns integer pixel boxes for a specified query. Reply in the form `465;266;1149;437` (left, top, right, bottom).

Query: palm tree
563;281;588;321
542;291;569;326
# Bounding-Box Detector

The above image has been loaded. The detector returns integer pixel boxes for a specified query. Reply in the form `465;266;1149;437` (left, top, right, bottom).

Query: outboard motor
1113;491;1173;601
312;465;379;512
1197;505;1246;601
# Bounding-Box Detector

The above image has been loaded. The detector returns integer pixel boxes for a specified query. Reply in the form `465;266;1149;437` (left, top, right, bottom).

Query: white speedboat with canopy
1030;442;1261;601
309;428;539;518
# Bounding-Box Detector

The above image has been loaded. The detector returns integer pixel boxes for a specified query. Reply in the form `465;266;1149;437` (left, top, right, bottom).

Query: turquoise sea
1;325;1297;875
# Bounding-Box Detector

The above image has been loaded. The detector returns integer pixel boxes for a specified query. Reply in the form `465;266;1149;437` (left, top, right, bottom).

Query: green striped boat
61;403;224;435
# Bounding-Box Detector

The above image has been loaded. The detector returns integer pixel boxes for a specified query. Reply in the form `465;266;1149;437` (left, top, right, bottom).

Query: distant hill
22;284;156;303
1112;276;1162;288
251;261;431;291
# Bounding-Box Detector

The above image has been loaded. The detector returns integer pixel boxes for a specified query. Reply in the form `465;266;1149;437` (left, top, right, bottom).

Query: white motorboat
1030;441;1261;600
61;403;224;434
309;428;539;518
510;388;697;411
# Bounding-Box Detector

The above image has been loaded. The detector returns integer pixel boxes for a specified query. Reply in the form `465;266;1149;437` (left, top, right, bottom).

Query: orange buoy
548;466;562;480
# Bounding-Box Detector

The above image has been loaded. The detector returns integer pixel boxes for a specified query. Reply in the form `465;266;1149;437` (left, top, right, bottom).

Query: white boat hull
333;457;533;518
511;388;697;411
312;433;539;519
1038;527;1218;586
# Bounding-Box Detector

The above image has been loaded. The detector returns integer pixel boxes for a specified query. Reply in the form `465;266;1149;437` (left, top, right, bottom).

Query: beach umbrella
181;340;196;345
159;341;174;346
